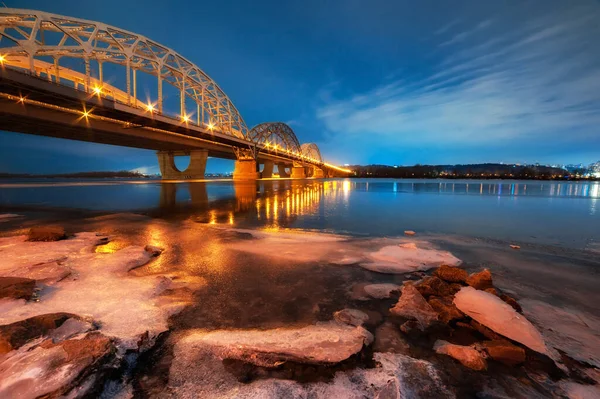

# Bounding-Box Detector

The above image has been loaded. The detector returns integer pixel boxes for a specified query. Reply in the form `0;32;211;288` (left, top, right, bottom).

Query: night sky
1;0;599;174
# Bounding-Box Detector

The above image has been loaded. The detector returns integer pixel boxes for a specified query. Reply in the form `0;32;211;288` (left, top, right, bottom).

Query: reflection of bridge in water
157;180;352;228
0;9;352;180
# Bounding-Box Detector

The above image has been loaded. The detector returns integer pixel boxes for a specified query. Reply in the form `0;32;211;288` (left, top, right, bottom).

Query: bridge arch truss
300;143;323;164
248;122;302;156
0;8;248;138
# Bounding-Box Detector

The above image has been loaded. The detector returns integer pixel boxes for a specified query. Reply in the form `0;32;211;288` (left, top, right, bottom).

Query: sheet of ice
454;287;551;357
561;382;600;399
0;234;199;349
223;228;461;274
222;228;359;264
0;343;80;397
178;321;373;366
520;299;600;368
362;244;461;273
0;333;113;398
0;214;21;222
0;233;104;272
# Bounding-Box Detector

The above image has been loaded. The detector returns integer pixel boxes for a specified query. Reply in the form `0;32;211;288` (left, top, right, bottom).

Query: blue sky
1;0;599;174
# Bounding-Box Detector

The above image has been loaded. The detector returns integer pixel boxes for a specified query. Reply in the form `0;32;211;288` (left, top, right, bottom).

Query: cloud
434;19;461;35
316;4;600;164
439;18;492;47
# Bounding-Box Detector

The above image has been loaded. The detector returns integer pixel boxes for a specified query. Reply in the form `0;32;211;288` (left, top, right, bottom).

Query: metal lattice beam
248;122;302;155
0;8;248;139
300;143;323;163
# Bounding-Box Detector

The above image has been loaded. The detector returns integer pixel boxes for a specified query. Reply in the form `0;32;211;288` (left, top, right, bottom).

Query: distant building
589;161;600;178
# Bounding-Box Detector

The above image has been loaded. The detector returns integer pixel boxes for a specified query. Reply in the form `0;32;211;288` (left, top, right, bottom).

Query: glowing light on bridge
0;10;351;177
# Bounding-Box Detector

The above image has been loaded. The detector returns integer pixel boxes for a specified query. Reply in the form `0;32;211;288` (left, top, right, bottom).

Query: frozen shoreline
0;214;599;398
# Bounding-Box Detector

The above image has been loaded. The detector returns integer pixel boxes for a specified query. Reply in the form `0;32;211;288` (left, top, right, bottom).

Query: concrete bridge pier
291;166;306;179
277;163;291;178
312;167;325;178
158;150;208;180
233;159;260;180
261;160;274;178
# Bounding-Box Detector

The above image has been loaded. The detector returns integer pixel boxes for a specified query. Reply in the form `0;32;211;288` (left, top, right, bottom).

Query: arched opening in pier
173;155;191;172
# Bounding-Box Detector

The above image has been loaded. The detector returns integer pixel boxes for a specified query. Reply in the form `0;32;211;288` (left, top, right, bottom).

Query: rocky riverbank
0;215;598;398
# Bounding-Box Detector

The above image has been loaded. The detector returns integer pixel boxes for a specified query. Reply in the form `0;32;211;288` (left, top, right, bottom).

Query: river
0;178;599;398
1;178;598;249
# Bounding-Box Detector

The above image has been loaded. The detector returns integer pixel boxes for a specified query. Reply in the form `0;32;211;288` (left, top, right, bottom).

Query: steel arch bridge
301;143;323;163
248;122;302;156
0;8;248;138
0;8;351;179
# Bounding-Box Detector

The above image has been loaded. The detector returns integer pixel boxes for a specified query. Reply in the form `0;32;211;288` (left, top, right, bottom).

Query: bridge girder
0;8;249;139
0;8;351;177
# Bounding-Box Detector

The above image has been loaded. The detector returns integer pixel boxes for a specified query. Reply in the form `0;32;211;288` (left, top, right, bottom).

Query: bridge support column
157;150;208;180
261;160;274;179
277;163;291;178
291;166;306;179
312;167;325;178
233;159;259;181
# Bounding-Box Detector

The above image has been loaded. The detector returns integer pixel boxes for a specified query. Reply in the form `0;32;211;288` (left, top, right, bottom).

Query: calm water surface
0;178;598;249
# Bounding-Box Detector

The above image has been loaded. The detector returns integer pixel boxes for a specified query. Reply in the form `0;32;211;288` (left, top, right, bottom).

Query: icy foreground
0;233;194;348
2;224;599;398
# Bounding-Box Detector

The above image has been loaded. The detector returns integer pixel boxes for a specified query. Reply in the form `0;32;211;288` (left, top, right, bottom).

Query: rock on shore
434;340;487;371
389;284;438;330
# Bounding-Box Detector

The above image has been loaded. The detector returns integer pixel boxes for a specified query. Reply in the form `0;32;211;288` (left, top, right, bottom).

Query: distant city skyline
1;0;600;174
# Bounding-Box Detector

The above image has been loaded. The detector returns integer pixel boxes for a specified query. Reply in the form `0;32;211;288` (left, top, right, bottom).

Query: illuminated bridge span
0;8;352;179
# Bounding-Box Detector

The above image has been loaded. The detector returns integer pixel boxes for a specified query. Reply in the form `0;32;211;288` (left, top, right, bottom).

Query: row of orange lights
262;142;353;173
8;69;352;173
263;142;321;163
91;84;217;130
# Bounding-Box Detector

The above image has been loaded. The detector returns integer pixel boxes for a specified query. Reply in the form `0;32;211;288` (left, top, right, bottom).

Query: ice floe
223;228;461;274
453;287;551;357
177;321;373;367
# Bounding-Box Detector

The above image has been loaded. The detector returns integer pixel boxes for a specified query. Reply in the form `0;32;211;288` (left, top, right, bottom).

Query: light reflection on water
0;178;598;248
